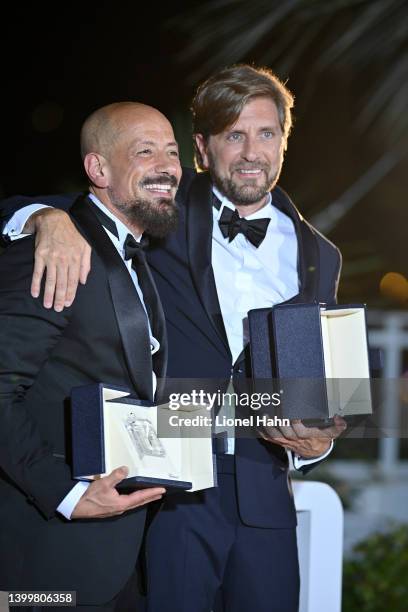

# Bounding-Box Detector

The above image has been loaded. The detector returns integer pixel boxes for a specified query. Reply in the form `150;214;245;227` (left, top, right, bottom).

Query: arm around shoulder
0;192;79;225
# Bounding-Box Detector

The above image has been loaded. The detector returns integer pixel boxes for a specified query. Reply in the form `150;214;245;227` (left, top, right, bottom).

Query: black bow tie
123;234;150;261
124;234;142;261
218;206;270;248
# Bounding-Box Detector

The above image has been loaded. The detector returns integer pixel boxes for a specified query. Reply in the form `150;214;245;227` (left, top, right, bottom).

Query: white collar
212;185;273;220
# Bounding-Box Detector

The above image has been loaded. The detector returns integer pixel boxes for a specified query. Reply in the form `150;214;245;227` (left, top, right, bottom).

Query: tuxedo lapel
272;186;319;303
140;257;168;397
186;173;230;353
70;195;157;401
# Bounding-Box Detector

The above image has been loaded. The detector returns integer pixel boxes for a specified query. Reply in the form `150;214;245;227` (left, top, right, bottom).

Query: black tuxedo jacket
0;196;166;603
149;169;341;528
0;170;341;529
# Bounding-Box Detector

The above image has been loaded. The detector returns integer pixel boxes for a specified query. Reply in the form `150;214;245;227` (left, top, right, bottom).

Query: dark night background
1;0;407;307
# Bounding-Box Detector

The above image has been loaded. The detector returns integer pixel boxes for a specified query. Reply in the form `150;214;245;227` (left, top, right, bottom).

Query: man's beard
208;152;281;206
108;179;179;238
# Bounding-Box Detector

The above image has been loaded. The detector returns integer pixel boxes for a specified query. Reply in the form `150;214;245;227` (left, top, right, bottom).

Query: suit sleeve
0;193;78;233
0;236;76;519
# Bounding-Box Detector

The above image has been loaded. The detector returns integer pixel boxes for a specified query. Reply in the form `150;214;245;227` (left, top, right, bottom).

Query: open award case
71;383;216;492
248;303;374;422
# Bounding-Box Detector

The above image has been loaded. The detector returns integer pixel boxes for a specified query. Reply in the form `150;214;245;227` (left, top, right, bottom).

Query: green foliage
343;525;408;611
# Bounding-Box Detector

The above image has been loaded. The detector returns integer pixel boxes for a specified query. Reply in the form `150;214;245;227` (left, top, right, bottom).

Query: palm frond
165;0;408;138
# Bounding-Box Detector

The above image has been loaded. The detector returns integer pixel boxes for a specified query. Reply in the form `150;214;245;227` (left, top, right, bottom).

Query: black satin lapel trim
89;203;119;239
272;186;319;303
186;173;230;353
70;196;154;401
298;219;320;301
140;258;168;391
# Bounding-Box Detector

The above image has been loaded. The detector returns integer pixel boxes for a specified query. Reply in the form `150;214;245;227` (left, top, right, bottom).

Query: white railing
367;310;408;477
294;481;344;612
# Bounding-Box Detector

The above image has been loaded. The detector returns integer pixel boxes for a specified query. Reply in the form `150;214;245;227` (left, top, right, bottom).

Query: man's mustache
141;175;179;188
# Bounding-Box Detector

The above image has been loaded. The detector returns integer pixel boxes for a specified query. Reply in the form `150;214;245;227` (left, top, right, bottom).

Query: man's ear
83;153;110;188
194;134;210;170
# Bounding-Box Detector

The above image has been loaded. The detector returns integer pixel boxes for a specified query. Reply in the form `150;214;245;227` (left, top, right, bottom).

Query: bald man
0;102;181;611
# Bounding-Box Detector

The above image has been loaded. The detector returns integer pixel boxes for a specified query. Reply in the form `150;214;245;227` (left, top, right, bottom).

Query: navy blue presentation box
248;303;373;421
71;383;216;492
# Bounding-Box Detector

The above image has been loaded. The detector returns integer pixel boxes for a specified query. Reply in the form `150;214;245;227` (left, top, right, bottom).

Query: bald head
81;100;181;238
80;102;171;160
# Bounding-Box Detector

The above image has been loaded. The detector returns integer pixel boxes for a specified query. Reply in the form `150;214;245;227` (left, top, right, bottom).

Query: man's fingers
294;416;348;440
262;424;299;440
32;257;81;310
333;415;347;431
28;208;91;310
272;437;301;453
319;416;347;439
265;416;347;446
79;244;92;285
42;264;58;309
53;263;69;312
118;487;166;512
105;466;129;487
260;425;280;439
31;257;46;299
265;431;333;458
272;436;291;446
65;261;81;307
292;421;326;439
276;425;299;441
268;436;293;449
291;421;309;438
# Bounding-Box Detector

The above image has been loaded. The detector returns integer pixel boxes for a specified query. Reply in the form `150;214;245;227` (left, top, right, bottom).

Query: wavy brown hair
192;64;294;171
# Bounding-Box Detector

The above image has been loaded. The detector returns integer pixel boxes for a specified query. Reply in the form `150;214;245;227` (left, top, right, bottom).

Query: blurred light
380;272;408;304
31;102;64;133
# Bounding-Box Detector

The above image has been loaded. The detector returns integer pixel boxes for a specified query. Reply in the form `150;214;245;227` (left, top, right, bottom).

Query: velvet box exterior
248;303;373;421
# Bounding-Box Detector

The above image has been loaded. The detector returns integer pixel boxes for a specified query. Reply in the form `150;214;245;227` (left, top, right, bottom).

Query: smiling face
195;96;285;214
84;103;182;237
105;107;181;236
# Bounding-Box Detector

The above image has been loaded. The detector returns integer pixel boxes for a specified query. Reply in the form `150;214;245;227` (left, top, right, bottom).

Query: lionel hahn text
168;414;290;427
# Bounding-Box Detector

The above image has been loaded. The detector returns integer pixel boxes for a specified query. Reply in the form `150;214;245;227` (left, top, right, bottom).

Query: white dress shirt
3;195;160;518
212;186;299;363
211;186;333;466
